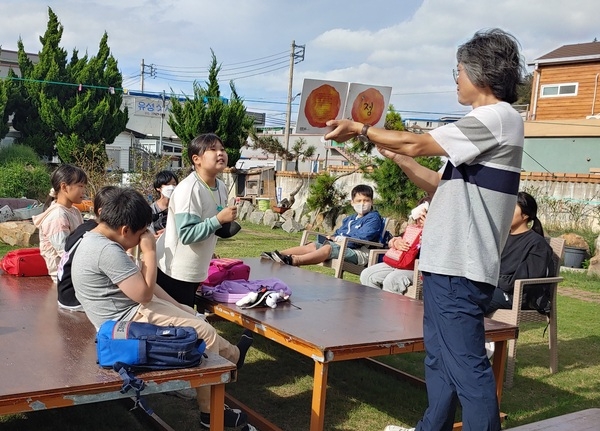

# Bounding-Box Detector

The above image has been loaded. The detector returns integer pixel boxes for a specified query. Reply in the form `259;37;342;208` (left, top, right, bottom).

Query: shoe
200;404;247;428
485;341;495;360
166;388;196;400
384;426;415;431
57;301;84;312
272;250;293;266
260;251;275;261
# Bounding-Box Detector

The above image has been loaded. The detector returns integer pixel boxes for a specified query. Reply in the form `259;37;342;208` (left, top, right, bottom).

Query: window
540;83;578;97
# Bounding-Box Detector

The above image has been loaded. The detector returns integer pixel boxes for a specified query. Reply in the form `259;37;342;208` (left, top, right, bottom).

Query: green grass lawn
1;221;600;430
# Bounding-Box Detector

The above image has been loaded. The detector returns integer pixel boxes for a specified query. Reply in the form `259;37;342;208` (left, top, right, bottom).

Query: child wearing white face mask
266;184;384;267
150;170;178;236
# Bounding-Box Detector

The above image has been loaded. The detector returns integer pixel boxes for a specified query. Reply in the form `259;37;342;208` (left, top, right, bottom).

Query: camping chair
299;217;393;279
488;237;565;388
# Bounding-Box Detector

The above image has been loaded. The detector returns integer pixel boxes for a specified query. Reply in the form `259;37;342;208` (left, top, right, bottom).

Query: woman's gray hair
456;28;526;104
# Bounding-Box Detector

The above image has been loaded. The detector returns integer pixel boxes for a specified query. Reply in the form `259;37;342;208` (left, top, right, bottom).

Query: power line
154;53;289;75
154;58;289;79
152;50;288;70
153;63;290;83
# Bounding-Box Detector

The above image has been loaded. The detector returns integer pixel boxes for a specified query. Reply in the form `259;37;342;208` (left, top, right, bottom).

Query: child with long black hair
33;164;88;283
485;191;554;313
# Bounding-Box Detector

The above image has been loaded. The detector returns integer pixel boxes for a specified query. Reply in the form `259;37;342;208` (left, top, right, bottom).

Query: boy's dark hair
188;133;224;165
153;170;179;191
93;186;120;217
456;28;526;104
351;184;374;200
98;188;152;232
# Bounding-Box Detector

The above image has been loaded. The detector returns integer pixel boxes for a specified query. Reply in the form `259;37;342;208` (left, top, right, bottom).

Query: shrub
0;144;41;167
0;162;51;201
306;172;347;214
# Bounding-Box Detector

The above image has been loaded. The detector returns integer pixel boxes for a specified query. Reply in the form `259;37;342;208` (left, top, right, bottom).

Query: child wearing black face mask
263;184;384;267
150;170;178;237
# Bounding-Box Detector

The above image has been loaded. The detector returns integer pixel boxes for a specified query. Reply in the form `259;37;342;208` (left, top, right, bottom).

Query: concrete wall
520;173;600;231
223;170;600;231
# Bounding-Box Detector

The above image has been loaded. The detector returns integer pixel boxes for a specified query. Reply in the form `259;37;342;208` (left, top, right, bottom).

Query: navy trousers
415;272;500;431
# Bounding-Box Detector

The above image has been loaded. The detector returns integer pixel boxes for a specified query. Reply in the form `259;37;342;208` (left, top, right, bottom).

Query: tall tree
7;7;128;163
168;50;254;166
516;73;533;107
363;106;441;218
42;32;128;164
7;36;60;158
0;48;8;139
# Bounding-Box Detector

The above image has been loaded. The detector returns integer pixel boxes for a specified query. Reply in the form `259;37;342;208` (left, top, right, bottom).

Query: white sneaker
57;301;84;312
485;341;495;360
384;426;415;431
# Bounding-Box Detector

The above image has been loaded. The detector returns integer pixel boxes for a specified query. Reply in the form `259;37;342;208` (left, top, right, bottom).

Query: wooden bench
0;274;236;431
505;408;600;430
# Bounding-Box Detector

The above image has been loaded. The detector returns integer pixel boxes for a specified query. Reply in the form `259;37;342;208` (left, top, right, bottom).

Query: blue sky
1;0;599;126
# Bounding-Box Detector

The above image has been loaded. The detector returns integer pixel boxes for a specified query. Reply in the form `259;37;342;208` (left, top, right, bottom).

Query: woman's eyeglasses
452;69;459;84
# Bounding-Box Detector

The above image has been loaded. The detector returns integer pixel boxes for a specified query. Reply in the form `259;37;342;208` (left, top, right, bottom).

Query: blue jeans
415;272;500;431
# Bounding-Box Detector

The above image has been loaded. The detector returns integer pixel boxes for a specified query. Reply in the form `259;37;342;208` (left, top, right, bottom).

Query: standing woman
486;191;554;314
157;133;238;307
326;28;526;431
33;164;88;283
150;170;178;236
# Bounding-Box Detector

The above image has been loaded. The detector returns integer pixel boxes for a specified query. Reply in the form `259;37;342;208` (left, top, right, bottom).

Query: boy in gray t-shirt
72;187;253;429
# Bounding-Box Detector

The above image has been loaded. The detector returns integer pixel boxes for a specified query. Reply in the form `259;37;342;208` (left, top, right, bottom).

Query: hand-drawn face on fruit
351;88;385;125
304;84;342;128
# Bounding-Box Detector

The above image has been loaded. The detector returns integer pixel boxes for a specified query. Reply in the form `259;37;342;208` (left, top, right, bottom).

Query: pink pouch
201;258;250;287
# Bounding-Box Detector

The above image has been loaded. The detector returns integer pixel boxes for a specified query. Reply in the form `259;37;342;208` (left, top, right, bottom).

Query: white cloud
1;0;600;123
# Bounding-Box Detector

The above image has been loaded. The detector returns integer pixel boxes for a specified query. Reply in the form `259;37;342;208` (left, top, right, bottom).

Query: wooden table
505;408;600;430
196;258;518;431
0;274;236;431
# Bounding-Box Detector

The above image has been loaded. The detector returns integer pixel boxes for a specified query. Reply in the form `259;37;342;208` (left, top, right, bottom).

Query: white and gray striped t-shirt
420;101;524;286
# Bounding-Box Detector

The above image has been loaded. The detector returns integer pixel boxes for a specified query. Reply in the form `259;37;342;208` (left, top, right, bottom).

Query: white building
109;91;183;172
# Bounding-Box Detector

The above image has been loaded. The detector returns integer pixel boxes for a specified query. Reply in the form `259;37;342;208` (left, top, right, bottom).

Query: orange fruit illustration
304;84;341;128
351;88;385;125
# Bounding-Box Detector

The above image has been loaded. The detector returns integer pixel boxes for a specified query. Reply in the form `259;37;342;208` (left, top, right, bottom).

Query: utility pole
140;59;156;92
159;90;165;154
283;40;305;170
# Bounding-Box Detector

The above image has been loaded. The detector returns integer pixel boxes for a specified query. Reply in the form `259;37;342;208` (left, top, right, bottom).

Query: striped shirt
420;102;524;286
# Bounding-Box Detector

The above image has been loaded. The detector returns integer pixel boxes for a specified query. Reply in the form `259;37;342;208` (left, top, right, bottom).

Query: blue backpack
96;320;206;412
97;320;206;370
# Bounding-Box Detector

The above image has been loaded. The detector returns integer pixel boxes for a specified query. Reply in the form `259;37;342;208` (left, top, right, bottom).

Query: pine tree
45;32;128;164
0;47;8;139
168;50;254;166
7;8;128;164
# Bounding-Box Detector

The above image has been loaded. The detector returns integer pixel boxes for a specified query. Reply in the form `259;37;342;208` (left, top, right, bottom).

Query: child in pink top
33;164;88;283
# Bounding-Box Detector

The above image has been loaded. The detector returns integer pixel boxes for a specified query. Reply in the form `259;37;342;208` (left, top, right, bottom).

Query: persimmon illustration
351;88;385;125
304;84;341;127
